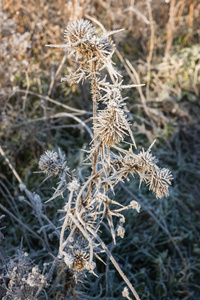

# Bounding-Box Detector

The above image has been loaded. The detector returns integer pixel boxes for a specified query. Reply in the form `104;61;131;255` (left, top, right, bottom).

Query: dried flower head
110;144;173;199
148;167;173;198
63;19;115;63
117;225;125;238
39;150;69;177
122;286;131;300
72;250;89;272
67;178;80;192
136;148;158;173
130;200;141;213
94;101;131;146
64;19;96;45
46;19;120;86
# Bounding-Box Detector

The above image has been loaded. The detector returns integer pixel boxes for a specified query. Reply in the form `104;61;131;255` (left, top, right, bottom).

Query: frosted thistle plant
42;19;173;299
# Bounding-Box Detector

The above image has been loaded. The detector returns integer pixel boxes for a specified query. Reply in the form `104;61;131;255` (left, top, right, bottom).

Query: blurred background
0;0;200;299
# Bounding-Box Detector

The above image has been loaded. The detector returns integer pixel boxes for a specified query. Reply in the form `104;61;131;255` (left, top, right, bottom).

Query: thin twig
0;146;22;184
16;89;91;115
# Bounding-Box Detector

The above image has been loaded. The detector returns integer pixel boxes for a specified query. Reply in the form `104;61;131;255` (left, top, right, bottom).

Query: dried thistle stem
42;18;173;299
59;189;74;256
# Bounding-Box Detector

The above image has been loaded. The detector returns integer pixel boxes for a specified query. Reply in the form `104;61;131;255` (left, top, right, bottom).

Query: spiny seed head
64;19;114;64
94;106;129;146
137;149;158;172
64;19;96;44
72;251;88;272
47;19;118;85
148;167;173;198
39;150;68;177
110;148;173;199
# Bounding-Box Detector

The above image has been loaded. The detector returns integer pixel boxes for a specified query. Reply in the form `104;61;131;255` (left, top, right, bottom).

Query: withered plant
38;19;173;299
